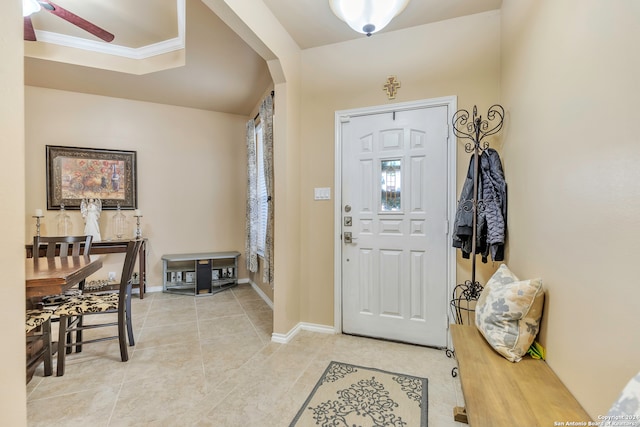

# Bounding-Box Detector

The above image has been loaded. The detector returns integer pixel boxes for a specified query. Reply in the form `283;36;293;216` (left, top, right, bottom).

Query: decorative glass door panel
380;159;402;212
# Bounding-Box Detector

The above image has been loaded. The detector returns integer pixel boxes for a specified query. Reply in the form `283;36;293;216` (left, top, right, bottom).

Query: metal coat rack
449;104;505;325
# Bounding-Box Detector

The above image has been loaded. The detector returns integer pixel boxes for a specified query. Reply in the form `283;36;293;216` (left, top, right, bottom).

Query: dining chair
54;239;143;376
26;309;53;378
33;234;93;353
33;235;93;259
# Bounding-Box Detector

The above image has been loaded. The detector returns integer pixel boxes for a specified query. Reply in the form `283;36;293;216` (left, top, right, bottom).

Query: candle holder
33;214;44;237
134;214;143;239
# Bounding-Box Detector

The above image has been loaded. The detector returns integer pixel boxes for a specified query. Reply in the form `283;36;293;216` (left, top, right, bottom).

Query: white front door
339;102;452;347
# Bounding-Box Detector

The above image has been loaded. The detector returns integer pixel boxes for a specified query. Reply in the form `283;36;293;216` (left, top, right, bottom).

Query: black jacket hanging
452;148;507;262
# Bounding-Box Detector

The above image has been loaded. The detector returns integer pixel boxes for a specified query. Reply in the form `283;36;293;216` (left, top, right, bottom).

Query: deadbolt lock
344;216;352;226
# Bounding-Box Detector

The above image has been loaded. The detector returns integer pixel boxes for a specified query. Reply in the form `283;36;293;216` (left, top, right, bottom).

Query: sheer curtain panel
245;119;258;273
260;95;274;285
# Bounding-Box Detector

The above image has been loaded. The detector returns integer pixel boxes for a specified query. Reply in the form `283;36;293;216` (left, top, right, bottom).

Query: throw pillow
475;264;545;362
607;372;640;418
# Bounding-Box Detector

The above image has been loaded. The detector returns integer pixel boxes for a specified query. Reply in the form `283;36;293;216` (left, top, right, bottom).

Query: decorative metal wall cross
383;76;401;99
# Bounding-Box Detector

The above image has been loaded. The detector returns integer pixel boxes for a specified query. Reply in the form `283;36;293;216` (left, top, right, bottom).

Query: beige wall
25;87;249;288
0;1;27;425
501;0;640;418
204;0;304;335
298;11;502;326
12;1;638;422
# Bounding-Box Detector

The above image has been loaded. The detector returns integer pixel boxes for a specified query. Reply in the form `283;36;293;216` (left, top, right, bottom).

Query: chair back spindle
33;235;93;258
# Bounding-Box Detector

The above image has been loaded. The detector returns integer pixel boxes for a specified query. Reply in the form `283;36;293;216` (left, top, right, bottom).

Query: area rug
290;361;428;427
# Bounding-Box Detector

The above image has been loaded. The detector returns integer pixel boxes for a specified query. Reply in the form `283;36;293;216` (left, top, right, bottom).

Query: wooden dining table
25;238;148;298
26;255;103;299
25;254;103;381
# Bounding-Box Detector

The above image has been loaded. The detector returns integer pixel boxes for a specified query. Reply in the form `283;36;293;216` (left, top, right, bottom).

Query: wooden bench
450;324;591;426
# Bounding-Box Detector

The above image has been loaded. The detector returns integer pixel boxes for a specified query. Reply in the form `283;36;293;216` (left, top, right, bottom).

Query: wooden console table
26;238;148;299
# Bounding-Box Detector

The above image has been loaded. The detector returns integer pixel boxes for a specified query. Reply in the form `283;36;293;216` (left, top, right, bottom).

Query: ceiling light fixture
329;0;411;37
22;0;41;17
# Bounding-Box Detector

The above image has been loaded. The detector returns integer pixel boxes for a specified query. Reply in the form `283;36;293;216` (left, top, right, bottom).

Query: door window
380;158;402;212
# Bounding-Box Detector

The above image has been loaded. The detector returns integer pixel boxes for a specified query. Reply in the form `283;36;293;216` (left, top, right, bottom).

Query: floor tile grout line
26;380;124;403
131;291;156;344
282;346;321;397
194;293;209;383
26;376;43;401
232;286;270;345
191;287;281;420
105;378;126;427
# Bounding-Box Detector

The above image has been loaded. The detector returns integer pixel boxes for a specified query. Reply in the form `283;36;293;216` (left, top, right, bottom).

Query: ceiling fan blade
41;1;115;43
24;16;37;41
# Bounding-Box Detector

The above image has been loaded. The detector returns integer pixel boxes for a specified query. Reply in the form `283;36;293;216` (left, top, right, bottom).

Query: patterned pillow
475;264;545;362
607;372;640;417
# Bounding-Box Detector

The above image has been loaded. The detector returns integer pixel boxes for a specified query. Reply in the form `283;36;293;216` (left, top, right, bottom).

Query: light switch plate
314;187;331;200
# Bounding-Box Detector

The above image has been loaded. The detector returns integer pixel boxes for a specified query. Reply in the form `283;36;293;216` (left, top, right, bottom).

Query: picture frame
46;145;137;210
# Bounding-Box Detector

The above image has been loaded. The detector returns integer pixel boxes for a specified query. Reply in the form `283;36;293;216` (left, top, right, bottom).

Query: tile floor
27;284;466;426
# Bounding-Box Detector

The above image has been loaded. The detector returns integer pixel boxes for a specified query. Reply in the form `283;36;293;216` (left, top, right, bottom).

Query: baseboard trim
141;285;163;294
247;279;274;309
271;322;336;344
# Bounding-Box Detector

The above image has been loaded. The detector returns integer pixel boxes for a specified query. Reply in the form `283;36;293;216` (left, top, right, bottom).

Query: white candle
134;209;142;216
34;208;43;217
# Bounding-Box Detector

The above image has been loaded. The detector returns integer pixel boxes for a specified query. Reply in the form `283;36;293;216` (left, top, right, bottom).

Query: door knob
343;232;358;244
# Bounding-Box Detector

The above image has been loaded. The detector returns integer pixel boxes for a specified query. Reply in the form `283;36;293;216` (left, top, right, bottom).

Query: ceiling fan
23;0;115;43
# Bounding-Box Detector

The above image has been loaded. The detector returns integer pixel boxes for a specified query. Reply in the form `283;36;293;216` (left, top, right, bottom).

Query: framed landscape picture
46;145;137;210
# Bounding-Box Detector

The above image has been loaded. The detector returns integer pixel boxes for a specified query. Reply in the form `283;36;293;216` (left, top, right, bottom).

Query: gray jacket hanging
452;153;483;258
452;148;507;262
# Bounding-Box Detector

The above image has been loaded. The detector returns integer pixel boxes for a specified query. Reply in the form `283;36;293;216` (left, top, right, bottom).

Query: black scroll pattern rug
289;361;428;427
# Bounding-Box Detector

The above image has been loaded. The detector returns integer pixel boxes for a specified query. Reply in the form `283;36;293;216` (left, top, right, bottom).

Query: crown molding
29;0;185;60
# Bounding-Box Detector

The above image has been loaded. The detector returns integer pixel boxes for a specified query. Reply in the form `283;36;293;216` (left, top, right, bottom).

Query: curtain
245;119;258;273
260;95;274;285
